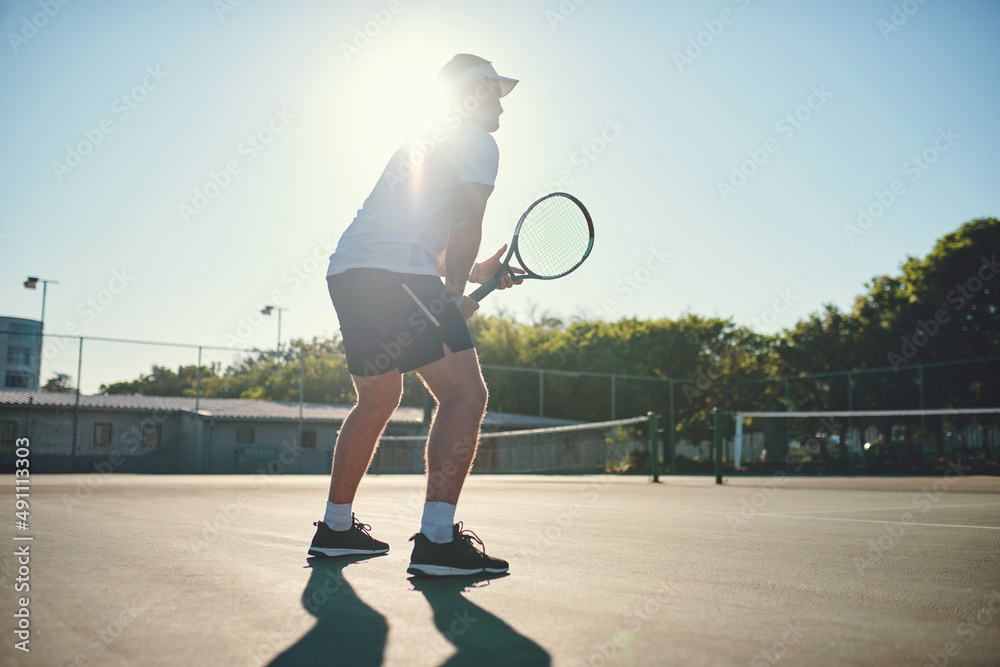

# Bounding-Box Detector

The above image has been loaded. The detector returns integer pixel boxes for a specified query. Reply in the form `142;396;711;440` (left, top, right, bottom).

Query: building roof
0;316;42;327
0;391;578;429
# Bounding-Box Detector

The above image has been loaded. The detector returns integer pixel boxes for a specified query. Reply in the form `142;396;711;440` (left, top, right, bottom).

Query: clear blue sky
1;0;998;391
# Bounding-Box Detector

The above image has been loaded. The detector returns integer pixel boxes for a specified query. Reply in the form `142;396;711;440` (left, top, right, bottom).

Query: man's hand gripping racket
471;193;594;301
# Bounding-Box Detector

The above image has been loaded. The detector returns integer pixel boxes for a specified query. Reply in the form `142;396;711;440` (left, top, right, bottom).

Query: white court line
525;504;1000;531
750;513;1000;531
483;502;1000;530
754;502;1000;515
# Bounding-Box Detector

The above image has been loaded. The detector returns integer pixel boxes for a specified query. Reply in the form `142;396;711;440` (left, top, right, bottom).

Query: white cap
447;62;519;98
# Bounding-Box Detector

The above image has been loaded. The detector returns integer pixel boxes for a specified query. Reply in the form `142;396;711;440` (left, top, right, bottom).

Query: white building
0;391;578;474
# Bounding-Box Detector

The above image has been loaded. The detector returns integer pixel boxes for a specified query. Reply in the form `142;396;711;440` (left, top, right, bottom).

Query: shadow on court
270;556;389;667
409;574;551;667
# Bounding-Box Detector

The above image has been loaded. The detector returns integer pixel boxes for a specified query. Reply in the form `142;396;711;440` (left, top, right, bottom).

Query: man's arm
444;181;493;300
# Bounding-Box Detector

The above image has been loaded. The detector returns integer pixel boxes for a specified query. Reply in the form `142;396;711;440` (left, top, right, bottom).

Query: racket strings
516;197;592;278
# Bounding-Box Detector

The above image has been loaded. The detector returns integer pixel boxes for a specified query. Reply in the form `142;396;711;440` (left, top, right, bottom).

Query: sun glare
336;32;452;147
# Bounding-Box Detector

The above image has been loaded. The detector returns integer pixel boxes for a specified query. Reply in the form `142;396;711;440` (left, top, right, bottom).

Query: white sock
420;501;456;544
324;501;353;531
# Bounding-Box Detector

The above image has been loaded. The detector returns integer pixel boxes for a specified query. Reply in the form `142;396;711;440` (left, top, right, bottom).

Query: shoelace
455;521;486;554
313;514;374;535
351;514;374;536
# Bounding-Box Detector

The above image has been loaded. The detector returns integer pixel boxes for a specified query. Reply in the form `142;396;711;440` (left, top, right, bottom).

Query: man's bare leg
327;370;403;504
406;345;508;575
308;370;399;556
417;346;488;505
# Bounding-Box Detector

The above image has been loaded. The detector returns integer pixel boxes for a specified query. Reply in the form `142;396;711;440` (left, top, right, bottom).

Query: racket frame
470;192;594;301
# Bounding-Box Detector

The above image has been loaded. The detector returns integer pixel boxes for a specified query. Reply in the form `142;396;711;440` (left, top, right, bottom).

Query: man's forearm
444;220;482;298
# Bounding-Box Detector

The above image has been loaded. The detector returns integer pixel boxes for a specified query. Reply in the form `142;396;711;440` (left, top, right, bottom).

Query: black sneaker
407;522;509;577
308;515;389;558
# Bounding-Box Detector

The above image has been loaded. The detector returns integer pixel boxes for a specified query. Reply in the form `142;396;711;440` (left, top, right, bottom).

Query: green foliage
42;373;74;393
779;217;999;408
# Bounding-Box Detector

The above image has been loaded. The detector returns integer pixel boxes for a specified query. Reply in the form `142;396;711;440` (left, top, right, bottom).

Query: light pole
260;305;289;356
23;276;58;390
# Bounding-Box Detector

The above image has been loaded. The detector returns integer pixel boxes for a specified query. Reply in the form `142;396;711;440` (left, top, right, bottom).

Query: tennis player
309;54;521;577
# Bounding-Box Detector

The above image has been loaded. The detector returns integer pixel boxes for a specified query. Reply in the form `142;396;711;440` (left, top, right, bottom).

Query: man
309;54;521;577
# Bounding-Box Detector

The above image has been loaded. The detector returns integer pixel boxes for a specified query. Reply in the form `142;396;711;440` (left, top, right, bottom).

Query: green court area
4;473;999;666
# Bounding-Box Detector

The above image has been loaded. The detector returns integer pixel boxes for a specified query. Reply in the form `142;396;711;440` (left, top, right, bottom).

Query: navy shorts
327;268;475;377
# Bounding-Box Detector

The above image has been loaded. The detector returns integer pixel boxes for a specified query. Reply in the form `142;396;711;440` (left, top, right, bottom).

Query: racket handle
470;275;500;301
470;264;515;301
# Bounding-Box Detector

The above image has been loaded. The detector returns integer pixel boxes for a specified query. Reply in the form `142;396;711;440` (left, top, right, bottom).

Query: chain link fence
1;331;997;475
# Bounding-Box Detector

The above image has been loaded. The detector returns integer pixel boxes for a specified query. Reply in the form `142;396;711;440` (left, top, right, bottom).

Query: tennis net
733;408;1000;472
371;415;652;475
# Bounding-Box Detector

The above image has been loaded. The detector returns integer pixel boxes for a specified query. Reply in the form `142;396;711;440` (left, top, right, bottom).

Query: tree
777;217;999;410
42;373;74;393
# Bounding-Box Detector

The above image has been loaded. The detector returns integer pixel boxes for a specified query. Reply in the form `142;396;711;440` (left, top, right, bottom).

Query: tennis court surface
6;473;1000;666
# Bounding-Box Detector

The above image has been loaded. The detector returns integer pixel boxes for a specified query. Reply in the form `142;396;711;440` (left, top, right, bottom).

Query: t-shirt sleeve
453;125;499;187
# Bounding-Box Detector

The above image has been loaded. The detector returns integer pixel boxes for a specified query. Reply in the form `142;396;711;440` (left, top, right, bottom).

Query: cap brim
495;75;518;98
449;63;519;97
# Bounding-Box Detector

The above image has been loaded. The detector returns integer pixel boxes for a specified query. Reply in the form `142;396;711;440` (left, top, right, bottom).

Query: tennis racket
471;192;594;301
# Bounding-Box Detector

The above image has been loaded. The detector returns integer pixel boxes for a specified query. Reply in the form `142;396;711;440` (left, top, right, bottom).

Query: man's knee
455;376;487;414
469;377;488;411
365;391;401;418
355;375;402;415
432;375;486;412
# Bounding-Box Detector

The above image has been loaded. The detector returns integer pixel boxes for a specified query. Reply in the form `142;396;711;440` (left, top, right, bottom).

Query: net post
713;407;723;485
648;411;659;483
733;412;743;472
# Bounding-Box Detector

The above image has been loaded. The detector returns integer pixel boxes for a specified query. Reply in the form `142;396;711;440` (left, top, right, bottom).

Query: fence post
846;370;854;465
918;365;926;471
538;370;544;424
195;346;202;414
194;346;203;473
648;411;659;483
714;407;723;485
847;371;853;411
611;374;616;421
70;336;83;472
298;351;306;449
669;379;675;475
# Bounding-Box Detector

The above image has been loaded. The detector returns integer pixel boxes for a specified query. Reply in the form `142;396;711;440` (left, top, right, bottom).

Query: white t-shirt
327;118;499;277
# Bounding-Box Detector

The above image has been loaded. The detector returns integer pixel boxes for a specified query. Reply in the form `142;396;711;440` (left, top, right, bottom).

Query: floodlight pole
23;276;59;390
260;305;289;359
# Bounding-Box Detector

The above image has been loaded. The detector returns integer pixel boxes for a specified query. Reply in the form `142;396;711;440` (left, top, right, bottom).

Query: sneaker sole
407;563;508;577
308;546;388;557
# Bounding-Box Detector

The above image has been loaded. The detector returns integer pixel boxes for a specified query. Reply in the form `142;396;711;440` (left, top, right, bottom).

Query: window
236;425;255;444
142;424;161;448
0;421;17;455
302;429;317;450
94;423;112;449
6;347;34;366
8;322;40;344
4;371;32;388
